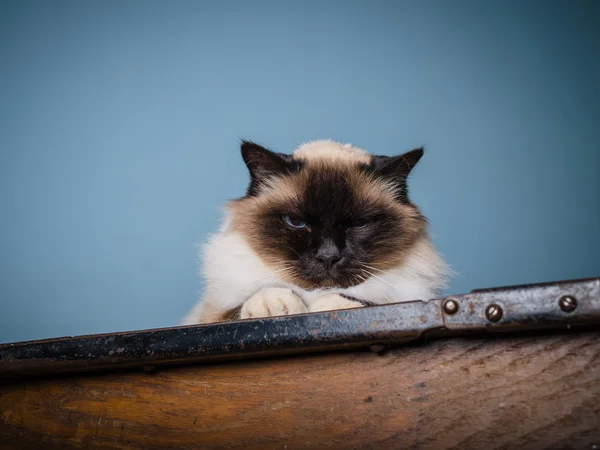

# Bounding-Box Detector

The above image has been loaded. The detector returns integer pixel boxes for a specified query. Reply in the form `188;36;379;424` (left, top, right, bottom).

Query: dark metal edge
0;300;443;380
1;277;599;380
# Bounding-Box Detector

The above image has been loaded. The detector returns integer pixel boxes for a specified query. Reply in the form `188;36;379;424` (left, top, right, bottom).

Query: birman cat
183;140;447;324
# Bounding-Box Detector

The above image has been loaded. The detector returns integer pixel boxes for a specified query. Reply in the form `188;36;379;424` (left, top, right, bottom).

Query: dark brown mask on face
229;141;427;290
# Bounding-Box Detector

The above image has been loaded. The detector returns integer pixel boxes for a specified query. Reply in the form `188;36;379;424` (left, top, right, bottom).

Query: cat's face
229;141;426;290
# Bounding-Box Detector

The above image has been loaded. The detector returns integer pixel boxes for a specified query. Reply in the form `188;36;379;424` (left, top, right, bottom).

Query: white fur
240;288;308;319
182;216;447;324
293;140;371;164
308;294;363;313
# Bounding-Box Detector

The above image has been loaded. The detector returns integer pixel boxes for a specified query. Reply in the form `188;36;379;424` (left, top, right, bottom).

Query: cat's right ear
241;141;290;196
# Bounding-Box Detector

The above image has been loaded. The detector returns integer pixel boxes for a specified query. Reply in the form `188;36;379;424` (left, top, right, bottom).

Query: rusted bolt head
443;299;459;315
485;304;503;322
559;295;577;313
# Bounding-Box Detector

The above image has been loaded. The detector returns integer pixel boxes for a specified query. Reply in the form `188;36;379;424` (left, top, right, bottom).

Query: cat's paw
308;294;364;313
240;287;308;319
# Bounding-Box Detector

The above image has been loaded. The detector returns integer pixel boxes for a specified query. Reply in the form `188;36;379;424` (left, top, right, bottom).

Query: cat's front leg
240;287;308;319
308;294;366;313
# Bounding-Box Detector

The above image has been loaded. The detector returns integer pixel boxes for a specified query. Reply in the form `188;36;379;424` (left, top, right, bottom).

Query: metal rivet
443;299;459;315
485;304;503;322
559;295;577;313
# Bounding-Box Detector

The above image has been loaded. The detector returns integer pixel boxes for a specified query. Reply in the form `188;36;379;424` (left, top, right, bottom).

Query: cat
183;140;448;324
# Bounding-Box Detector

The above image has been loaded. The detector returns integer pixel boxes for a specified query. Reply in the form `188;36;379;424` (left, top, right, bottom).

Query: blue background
1;0;598;343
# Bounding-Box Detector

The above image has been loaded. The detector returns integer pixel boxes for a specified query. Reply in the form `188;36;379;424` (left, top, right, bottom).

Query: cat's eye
283;215;307;229
351;220;369;229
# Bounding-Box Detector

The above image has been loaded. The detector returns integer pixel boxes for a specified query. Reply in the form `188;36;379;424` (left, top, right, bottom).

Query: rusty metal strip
441;277;600;331
0;277;598;380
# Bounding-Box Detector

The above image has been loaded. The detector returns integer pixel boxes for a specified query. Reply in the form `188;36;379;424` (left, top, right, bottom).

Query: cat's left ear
370;147;424;202
241;140;292;196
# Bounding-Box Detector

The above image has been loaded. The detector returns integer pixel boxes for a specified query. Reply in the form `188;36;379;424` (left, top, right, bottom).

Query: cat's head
228;140;427;290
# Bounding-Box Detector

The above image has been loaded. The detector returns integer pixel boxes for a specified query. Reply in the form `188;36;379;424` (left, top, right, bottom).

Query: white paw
308;294;364;313
240;288;308;319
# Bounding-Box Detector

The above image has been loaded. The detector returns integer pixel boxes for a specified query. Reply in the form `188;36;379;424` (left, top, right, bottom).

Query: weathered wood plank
1;332;599;449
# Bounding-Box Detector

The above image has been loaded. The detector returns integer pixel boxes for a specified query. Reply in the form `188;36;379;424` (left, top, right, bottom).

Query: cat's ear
241;140;291;196
370;147;424;202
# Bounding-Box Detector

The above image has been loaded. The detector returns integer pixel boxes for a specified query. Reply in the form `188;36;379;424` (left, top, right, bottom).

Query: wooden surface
1;331;599;450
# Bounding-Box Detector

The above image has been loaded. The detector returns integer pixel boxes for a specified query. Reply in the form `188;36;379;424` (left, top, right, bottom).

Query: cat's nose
316;241;342;270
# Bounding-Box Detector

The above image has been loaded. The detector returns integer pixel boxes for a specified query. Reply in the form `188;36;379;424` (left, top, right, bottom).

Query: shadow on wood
1;332;599;449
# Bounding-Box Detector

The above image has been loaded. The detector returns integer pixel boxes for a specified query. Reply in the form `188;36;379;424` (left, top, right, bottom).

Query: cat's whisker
360;269;407;304
350;274;364;286
280;245;302;259
269;266;294;275
249;266;295;284
376;285;395;304
381;290;394;303
360;267;401;298
355;273;367;285
356;268;393;303
362;264;396;279
356;267;393;302
361;265;413;302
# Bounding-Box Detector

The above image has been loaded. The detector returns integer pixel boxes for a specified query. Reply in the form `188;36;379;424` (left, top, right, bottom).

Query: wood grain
1;332;599;450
